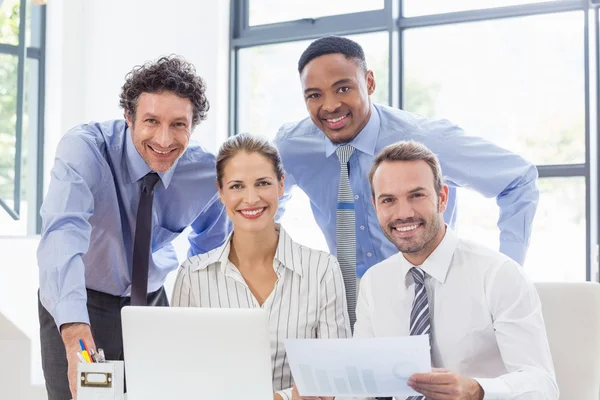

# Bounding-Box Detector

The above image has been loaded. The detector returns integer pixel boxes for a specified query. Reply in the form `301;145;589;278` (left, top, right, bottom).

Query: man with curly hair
37;55;229;400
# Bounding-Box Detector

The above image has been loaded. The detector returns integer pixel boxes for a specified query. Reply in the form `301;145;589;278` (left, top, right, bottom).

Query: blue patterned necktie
335;144;357;329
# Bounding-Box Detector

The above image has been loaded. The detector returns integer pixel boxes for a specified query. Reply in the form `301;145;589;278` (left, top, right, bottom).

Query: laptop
121;306;273;400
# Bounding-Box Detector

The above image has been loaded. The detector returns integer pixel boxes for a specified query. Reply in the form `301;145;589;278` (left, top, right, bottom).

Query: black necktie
131;172;160;306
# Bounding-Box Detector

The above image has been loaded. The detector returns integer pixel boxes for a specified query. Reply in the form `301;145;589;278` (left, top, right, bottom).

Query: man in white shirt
355;140;558;399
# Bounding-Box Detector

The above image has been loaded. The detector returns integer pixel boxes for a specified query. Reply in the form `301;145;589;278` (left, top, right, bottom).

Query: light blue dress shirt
274;104;538;277
38;120;229;328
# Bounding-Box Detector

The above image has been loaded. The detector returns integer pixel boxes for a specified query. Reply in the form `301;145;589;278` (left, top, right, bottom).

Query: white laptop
121;306;273;400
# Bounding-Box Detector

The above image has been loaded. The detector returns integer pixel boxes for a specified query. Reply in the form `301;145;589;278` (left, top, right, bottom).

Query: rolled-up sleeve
187;193;230;257
422;120;538;265
37;135;105;329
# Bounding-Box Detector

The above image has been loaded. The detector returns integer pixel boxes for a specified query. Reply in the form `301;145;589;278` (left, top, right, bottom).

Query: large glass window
403;12;584;165
232;0;596;282
0;0;46;235
0;53;19;209
402;11;586;280
454;177;586;282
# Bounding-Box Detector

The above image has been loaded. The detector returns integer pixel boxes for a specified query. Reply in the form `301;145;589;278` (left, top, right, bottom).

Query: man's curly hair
119;55;210;128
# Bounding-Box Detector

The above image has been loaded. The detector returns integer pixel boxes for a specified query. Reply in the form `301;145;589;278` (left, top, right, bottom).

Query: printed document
284;335;431;397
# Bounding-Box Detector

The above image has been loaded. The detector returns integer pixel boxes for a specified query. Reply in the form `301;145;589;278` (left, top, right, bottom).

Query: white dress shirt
172;225;351;400
354;228;558;399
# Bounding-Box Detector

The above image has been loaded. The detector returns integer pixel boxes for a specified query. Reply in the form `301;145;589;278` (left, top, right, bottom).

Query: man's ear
438;185;449;213
366;70;376;95
124;111;133;129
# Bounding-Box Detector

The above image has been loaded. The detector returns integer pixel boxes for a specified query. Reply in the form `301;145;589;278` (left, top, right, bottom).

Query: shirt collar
399;226;458;285
324;103;380;158
273;225;303;277
192;224;303;277
124;123;177;189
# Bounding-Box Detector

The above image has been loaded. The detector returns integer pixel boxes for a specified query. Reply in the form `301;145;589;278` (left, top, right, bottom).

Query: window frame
230;0;598;280
0;0;46;233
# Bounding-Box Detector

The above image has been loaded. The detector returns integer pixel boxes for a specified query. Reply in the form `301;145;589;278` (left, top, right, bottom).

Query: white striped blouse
171;224;351;400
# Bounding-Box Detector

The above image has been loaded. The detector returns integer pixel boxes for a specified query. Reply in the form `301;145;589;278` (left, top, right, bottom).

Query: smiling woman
171;133;351;400
215;133;285;233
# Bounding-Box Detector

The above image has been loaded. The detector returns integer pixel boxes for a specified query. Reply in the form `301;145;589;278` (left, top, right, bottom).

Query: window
403;12;584;165
402;11;586;281
0;0;46;235
403;0;556;17
231;0;597;281
248;0;385;26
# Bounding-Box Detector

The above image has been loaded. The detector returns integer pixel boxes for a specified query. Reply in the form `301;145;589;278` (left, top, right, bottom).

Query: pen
80;338;91;358
81;350;91;363
89;348;99;363
79;338;96;363
76;352;86;363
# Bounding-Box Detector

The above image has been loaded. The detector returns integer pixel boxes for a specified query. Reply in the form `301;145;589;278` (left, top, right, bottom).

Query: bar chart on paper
298;363;382;395
284;336;431;397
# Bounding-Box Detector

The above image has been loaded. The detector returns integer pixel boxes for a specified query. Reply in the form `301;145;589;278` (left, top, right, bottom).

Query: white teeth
394;224;419;232
241;208;264;216
327;115;346;123
150;146;172;154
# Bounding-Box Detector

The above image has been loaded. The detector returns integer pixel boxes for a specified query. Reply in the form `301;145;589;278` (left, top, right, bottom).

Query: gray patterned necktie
376;269;430;400
406;267;430;400
335;144;357;329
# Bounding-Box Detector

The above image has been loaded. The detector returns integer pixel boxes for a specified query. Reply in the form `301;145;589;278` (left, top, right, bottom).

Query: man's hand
61;323;96;400
291;382;334;400
407;368;484;400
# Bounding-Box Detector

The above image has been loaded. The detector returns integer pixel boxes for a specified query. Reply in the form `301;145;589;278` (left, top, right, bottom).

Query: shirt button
360;225;365;230
367;252;372;257
354;195;359;200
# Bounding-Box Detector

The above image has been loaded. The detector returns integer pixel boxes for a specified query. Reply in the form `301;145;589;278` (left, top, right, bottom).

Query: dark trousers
38;287;168;400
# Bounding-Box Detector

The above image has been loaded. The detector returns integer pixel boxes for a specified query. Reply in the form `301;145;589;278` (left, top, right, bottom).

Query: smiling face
300;53;375;144
218;151;284;234
371;159;448;265
126;91;193;172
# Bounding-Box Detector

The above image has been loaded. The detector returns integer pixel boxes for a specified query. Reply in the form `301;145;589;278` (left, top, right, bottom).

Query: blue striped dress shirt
274;104;538;277
38;120;229;328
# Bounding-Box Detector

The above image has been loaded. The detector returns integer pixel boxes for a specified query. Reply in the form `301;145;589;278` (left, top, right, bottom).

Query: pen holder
77;360;124;400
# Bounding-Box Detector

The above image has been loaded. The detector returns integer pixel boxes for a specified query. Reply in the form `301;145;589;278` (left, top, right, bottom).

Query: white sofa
535;282;600;400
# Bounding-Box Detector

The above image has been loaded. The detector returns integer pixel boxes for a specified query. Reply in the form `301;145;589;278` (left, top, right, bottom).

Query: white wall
0;0;229;395
44;0;230;187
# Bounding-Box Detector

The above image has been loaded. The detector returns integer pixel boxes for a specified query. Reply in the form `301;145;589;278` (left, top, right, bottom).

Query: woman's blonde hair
216;133;284;188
